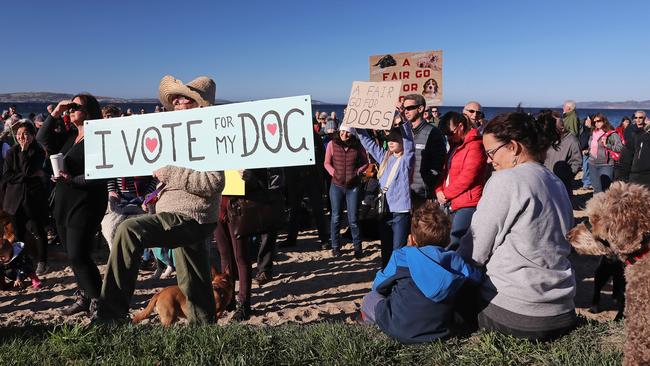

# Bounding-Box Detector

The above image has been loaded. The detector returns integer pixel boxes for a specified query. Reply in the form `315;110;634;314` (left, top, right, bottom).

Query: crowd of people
1;78;649;343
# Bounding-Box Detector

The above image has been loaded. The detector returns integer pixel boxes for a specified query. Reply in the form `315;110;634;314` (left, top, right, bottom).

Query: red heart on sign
145;137;158;153
266;123;277;136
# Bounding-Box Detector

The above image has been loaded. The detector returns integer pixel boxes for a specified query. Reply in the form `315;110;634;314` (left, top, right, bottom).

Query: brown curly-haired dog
567;182;650;366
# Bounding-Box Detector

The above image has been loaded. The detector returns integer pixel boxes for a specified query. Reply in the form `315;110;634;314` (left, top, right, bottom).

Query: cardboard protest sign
84;96;314;179
369;50;443;106
341;81;402;130
223;170;245;196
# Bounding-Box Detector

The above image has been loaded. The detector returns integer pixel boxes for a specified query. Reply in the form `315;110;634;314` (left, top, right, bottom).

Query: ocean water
315;104;639;128
2;102;641;128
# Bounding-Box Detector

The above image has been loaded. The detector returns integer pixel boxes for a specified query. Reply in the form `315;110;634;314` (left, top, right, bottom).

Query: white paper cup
50;153;65;178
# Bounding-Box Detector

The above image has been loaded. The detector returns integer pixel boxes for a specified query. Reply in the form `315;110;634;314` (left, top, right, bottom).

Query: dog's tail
132;291;161;324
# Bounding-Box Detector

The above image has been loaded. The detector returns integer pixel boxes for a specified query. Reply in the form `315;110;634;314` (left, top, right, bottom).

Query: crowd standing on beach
1;75;650;343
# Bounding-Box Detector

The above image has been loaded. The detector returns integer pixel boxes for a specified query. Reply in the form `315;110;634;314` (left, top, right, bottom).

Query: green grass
0;320;623;366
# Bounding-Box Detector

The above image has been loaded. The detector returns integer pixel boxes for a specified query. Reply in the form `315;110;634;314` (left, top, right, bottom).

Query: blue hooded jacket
372;245;482;343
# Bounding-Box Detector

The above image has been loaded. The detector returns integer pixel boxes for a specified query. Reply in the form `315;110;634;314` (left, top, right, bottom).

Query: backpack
600;131;621;162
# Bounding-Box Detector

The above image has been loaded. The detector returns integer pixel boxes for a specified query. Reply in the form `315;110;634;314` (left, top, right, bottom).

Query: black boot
60;290;90;316
232;300;251;321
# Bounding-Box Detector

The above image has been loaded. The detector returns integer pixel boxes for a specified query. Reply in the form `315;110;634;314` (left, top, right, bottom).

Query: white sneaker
151;266;164;280
160;266;174;279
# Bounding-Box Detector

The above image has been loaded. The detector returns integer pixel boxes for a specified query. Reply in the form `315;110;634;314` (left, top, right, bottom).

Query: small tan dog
567;182;650;366
132;267;234;326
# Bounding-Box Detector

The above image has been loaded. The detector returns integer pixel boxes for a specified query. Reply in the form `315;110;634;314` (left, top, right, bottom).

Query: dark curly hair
483;111;560;163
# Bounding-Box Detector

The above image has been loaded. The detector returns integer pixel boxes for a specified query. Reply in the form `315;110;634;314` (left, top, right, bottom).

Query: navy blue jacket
372;245;481;344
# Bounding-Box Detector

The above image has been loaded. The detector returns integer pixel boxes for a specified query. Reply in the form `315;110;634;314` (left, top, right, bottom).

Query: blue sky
2;0;648;106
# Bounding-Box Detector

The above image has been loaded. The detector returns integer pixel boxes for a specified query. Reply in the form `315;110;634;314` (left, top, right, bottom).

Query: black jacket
618;124;646;181
625;130;650;188
36;115;107;227
1;143;48;219
242;168;284;202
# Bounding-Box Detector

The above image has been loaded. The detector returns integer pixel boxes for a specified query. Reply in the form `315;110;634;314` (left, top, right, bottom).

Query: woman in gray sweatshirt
458;111;577;341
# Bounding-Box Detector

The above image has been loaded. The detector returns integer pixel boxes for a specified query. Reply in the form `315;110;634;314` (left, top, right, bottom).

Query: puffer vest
331;142;361;188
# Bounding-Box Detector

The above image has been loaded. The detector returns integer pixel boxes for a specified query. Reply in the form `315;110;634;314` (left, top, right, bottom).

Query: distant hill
0;92;232;105
575;100;650;109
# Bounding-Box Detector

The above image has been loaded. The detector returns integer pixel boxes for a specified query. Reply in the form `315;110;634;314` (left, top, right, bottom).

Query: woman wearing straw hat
94;75;225;324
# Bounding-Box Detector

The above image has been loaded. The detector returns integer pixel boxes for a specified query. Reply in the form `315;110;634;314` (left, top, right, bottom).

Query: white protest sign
341;81;402;130
84;96;315;179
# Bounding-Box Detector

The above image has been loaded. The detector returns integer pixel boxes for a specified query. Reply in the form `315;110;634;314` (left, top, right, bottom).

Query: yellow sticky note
222;170;245;196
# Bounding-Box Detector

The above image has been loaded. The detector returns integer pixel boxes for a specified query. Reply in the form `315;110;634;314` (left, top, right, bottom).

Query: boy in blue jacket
360;201;482;343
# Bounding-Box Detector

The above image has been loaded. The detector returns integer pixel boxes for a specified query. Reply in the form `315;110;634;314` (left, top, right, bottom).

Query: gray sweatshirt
458;162;576;317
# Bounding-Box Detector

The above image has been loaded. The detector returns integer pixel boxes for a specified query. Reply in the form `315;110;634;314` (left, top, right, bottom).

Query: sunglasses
465;109;481;114
634;116;645;119
68;103;86;113
593;119;603;123
485;142;508;159
403;105;421;111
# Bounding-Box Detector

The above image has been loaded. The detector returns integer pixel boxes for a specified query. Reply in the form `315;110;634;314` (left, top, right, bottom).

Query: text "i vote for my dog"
84;96;316;179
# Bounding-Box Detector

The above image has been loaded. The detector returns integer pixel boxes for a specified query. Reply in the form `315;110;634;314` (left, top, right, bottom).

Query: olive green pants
99;212;217;324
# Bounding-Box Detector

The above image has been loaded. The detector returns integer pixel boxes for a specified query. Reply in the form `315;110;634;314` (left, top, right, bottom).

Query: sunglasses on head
403;105;421;111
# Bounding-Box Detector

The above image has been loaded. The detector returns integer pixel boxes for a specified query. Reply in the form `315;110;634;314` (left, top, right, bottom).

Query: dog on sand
132;267;234;325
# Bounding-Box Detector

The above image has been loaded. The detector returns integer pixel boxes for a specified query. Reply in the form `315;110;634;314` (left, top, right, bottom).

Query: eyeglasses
465;109;481;114
403;105;421;111
485;142;508;159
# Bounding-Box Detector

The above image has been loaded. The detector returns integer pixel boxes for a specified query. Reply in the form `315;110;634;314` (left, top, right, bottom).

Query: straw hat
158;75;216;111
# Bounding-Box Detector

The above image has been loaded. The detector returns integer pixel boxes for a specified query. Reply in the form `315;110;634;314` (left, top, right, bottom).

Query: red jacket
435;128;488;211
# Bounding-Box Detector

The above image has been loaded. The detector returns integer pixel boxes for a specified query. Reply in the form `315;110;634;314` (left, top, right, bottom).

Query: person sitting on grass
360;201;482;344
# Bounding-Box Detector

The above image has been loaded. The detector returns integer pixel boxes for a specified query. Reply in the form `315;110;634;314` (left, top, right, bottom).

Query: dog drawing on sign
422;78;439;99
373;54;397;68
132;267;234;325
417;53;440;71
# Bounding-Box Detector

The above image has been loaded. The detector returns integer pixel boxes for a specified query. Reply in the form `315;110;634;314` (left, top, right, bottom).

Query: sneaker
160;266;174;279
354;249;363;259
151;266;164;280
232;300;251;322
36;262;48;276
60;291;90;316
31;276;43;289
331;248;342;257
254;271;272;286
321;242;332;250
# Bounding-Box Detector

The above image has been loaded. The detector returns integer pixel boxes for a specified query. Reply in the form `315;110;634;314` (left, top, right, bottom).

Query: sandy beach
0;185;619;327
